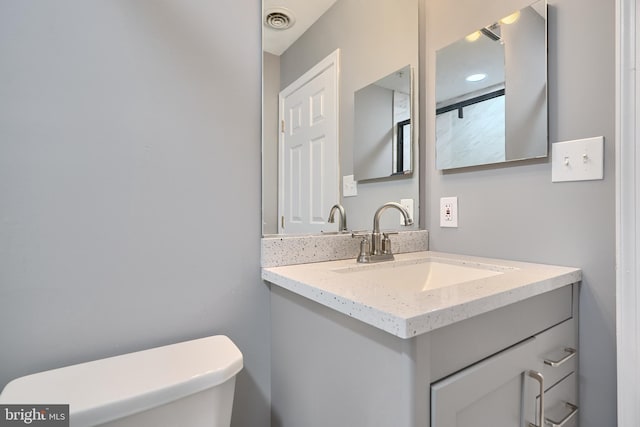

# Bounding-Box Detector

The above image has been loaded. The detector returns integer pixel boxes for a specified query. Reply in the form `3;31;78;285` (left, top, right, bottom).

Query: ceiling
263;0;339;55
436;2;546;105
436;34;506;105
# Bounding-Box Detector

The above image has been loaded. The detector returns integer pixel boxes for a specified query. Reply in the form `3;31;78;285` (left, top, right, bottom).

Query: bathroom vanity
263;250;580;427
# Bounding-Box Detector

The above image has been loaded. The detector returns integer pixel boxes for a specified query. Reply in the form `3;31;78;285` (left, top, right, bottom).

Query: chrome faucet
352;202;413;263
372;202;413;255
327;204;348;233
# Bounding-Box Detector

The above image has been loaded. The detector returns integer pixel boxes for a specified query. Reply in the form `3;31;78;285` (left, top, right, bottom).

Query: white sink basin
262;250;582;337
333;257;517;293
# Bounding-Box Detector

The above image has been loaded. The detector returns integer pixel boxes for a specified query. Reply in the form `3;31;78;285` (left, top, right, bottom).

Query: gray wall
0;1;269;426
425;0;616;426
277;0;420;231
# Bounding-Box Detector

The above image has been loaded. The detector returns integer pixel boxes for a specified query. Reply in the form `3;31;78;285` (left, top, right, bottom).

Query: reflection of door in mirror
278;50;339;234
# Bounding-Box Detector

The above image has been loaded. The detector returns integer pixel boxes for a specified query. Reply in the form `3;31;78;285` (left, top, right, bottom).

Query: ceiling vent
264;7;296;30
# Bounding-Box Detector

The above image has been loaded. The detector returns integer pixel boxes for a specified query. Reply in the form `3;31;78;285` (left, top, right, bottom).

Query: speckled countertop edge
262;251;582;339
261;230;428;267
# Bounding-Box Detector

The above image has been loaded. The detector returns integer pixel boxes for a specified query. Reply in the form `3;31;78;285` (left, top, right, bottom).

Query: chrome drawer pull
546;402;578;427
544;347;576;367
528;370;545;427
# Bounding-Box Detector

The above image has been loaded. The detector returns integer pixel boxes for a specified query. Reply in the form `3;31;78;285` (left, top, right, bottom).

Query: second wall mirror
435;0;547;170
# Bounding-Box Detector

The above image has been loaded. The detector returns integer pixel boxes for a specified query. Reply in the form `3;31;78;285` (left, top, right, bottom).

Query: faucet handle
351;231;371;263
351;231;370;238
381;232;398;255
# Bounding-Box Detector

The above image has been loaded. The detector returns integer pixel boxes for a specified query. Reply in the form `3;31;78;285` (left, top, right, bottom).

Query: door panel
309;136;327;224
431;338;541;427
288;144;303;223
278;51;339;234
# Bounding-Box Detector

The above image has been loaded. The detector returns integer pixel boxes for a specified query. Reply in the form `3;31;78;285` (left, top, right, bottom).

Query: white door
278;50;339;234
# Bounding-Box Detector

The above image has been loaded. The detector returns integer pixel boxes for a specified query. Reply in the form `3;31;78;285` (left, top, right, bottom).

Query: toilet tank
0;335;243;427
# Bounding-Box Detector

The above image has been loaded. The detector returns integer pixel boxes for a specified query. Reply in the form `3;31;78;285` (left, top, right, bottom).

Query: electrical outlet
440;197;458;227
400;199;414;225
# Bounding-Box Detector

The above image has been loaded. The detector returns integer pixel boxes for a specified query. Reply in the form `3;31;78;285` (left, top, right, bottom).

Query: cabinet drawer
431;309;578;427
536;318;577;389
535;372;578;427
430;285;574;381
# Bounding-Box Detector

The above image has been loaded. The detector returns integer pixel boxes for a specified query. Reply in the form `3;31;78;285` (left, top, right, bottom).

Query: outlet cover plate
440;197;458;228
343;175;358;197
400;199;414;225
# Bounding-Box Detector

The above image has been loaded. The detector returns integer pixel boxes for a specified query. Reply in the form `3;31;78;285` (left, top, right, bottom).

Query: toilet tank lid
0;335;243;426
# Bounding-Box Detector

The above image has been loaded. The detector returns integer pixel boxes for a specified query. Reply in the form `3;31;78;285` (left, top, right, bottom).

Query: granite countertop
262;251;582;339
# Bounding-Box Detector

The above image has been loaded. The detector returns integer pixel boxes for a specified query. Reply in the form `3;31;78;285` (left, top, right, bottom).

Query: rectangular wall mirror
435;0;547;170
262;0;420;235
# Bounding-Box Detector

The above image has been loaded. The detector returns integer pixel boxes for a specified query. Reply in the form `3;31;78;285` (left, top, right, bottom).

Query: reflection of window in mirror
396;119;411;174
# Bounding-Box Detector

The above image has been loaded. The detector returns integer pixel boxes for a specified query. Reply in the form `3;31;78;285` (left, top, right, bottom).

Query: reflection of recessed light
465;31;482;42
466;73;487;82
500;10;521;25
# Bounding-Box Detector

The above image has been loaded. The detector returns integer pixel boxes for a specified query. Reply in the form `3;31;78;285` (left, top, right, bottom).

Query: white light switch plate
343;175;358;197
552;136;604;182
400;198;414;225
440;197;458;228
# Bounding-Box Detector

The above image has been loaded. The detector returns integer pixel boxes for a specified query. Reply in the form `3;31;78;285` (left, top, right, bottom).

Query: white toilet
0;335;243;427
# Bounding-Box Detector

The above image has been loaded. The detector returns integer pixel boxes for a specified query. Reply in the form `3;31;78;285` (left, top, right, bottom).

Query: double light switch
551;136;604;182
